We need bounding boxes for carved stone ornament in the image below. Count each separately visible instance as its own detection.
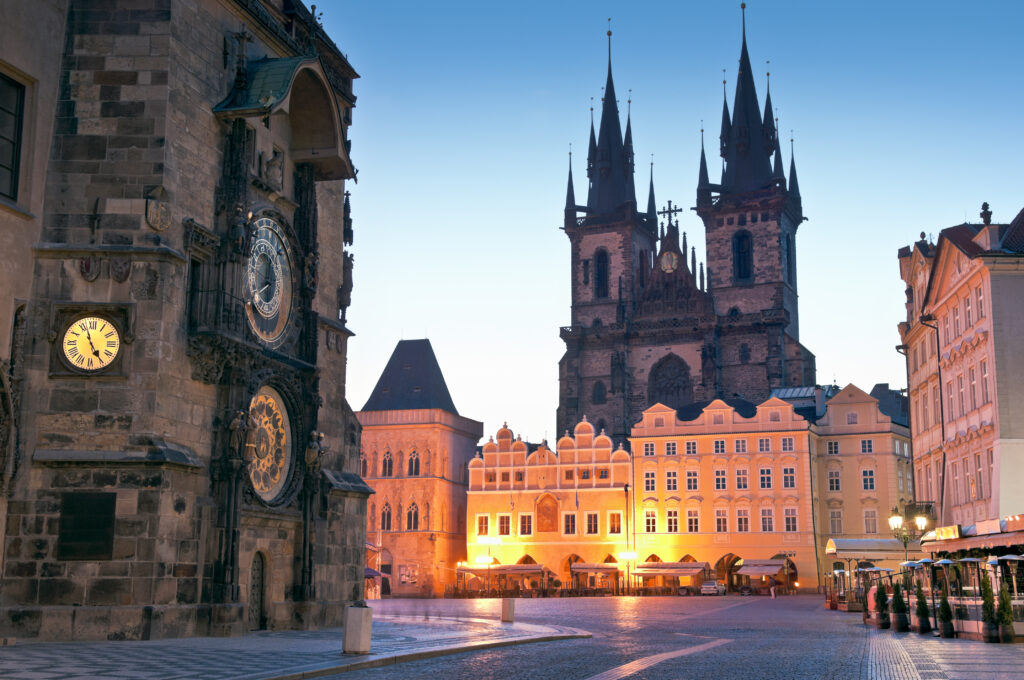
[109,258,131,283]
[79,256,101,282]
[145,186,171,231]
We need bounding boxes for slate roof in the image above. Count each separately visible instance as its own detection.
[361,339,458,414]
[214,56,316,117]
[870,383,909,428]
[677,397,758,422]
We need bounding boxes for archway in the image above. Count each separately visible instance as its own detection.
[771,554,799,591]
[715,553,742,592]
[563,554,583,588]
[648,354,694,410]
[679,554,697,562]
[518,554,537,564]
[248,552,267,630]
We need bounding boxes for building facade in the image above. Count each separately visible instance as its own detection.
[558,11,814,446]
[358,339,482,597]
[0,0,371,641]
[898,207,1024,531]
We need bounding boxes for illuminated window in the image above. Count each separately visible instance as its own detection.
[736,468,748,490]
[714,469,726,490]
[381,504,392,531]
[781,437,794,452]
[563,513,577,535]
[667,509,679,533]
[586,512,599,535]
[685,441,697,455]
[735,439,747,453]
[477,514,488,536]
[686,470,698,491]
[519,514,533,536]
[784,508,797,532]
[645,510,656,533]
[715,509,727,532]
[665,441,677,456]
[828,470,841,491]
[760,508,773,532]
[665,470,678,492]
[644,471,656,492]
[783,467,795,489]
[862,469,875,491]
[737,509,750,532]
[687,509,699,533]
[608,511,622,535]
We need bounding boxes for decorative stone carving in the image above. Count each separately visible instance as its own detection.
[79,256,101,282]
[109,258,131,283]
[145,186,171,231]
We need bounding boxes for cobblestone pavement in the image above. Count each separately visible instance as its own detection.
[332,596,1024,680]
[0,614,583,680]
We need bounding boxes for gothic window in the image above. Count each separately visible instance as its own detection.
[786,233,795,284]
[381,451,393,477]
[592,381,607,405]
[381,503,392,531]
[732,230,752,282]
[406,503,419,531]
[0,73,24,200]
[407,450,420,476]
[360,455,367,477]
[594,249,610,298]
[647,354,694,411]
[582,259,590,285]
[739,344,750,363]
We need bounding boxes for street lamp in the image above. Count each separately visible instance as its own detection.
[888,507,929,563]
[477,536,502,596]
[618,551,637,596]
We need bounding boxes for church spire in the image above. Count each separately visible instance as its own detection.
[565,151,576,211]
[586,27,633,215]
[586,105,596,180]
[789,136,801,198]
[718,78,730,160]
[721,3,773,193]
[646,159,657,224]
[763,71,777,155]
[624,102,637,204]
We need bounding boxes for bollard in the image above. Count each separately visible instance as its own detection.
[501,598,515,623]
[342,604,373,654]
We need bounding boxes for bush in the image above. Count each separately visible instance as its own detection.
[998,583,1014,627]
[916,581,930,621]
[938,585,953,623]
[874,583,889,615]
[891,583,907,614]
[982,572,997,625]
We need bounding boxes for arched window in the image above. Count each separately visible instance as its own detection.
[360,455,367,478]
[381,451,393,477]
[786,233,795,284]
[732,230,752,282]
[407,450,420,476]
[739,344,751,364]
[406,503,419,531]
[381,503,392,531]
[592,381,607,405]
[594,249,610,298]
[648,354,694,410]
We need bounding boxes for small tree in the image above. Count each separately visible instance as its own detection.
[874,582,889,616]
[915,581,931,626]
[982,572,997,626]
[891,583,907,614]
[938,585,953,623]
[998,582,1014,627]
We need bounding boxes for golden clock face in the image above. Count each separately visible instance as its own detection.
[245,217,293,346]
[246,386,292,503]
[660,251,679,273]
[62,316,121,372]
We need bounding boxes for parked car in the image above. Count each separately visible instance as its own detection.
[739,585,753,596]
[701,581,726,595]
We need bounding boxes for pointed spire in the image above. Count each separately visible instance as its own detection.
[699,262,705,291]
[698,128,710,189]
[682,231,688,260]
[646,158,657,224]
[586,102,597,179]
[565,150,576,211]
[624,99,636,204]
[586,25,634,215]
[772,132,785,184]
[763,66,777,154]
[691,246,697,283]
[788,134,801,198]
[719,73,731,159]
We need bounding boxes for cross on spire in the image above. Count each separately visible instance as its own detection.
[658,201,683,221]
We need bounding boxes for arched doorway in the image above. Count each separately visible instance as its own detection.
[771,554,799,591]
[563,554,583,589]
[715,553,742,592]
[249,552,266,630]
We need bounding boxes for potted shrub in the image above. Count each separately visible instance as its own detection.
[874,584,890,629]
[982,572,999,643]
[890,583,909,632]
[998,582,1015,643]
[938,586,955,638]
[915,581,932,634]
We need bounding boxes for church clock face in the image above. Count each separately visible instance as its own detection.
[245,216,293,346]
[246,386,292,503]
[61,316,121,372]
[660,251,679,274]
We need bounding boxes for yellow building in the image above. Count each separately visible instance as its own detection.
[465,419,632,591]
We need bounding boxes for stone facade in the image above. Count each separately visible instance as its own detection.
[0,0,371,641]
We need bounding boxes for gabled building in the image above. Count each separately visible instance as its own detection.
[358,339,482,597]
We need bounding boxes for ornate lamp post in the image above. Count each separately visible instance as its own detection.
[618,551,637,596]
[889,507,929,563]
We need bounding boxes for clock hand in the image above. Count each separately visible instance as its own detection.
[85,330,101,357]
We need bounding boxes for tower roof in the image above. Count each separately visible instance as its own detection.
[646,162,657,223]
[361,339,458,414]
[565,155,576,211]
[586,32,635,215]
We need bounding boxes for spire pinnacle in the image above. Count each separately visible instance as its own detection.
[586,23,634,215]
[646,156,657,224]
[788,132,801,198]
[565,146,576,211]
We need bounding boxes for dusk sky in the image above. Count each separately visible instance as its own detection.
[324,1,1024,444]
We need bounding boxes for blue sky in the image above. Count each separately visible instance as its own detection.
[323,1,1024,443]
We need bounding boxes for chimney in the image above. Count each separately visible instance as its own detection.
[814,385,825,418]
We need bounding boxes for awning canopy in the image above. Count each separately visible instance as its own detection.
[825,537,921,560]
[364,567,382,578]
[736,565,783,577]
[456,564,554,577]
[570,563,621,573]
[633,561,710,577]
[922,528,1024,553]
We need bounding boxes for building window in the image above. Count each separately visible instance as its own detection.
[977,286,985,318]
[580,469,590,480]
[563,513,577,535]
[953,306,961,337]
[860,439,873,454]
[987,449,994,496]
[733,230,753,281]
[687,509,699,533]
[976,452,985,499]
[713,413,725,425]
[784,508,797,532]
[592,381,607,405]
[830,510,843,535]
[498,514,510,536]
[501,471,510,482]
[594,249,609,298]
[407,451,420,476]
[736,468,749,490]
[585,511,599,535]
[759,467,772,489]
[609,511,622,535]
[685,440,697,455]
[965,296,973,327]
[515,470,524,482]
[58,492,116,561]
[665,470,678,491]
[969,367,978,410]
[0,74,24,201]
[381,451,393,477]
[644,442,655,456]
[925,463,933,501]
[735,439,747,453]
[760,508,774,532]
[957,375,966,417]
[950,463,960,505]
[715,509,728,532]
[565,469,574,481]
[407,503,419,531]
[862,469,875,491]
[946,381,954,421]
[828,470,841,491]
[981,360,990,403]
[714,439,726,454]
[667,509,679,533]
[898,468,904,492]
[846,412,858,425]
[714,469,726,490]
[758,438,770,453]
[827,441,839,455]
[520,514,533,536]
[781,437,794,452]
[964,459,973,501]
[686,470,698,491]
[644,470,656,492]
[381,504,393,531]
[598,468,609,479]
[737,509,750,532]
[645,510,656,533]
[783,467,796,489]
[486,472,496,483]
[666,441,677,456]
[864,509,877,534]
[477,514,488,536]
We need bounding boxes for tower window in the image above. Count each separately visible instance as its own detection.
[0,73,24,200]
[594,249,609,298]
[592,381,607,405]
[582,259,590,285]
[732,230,752,282]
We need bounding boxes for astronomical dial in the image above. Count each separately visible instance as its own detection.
[245,216,293,346]
[246,386,292,503]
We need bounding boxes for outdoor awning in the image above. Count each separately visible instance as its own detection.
[922,528,1024,553]
[632,561,710,577]
[456,564,554,577]
[736,565,783,577]
[570,563,621,573]
[364,567,382,578]
[825,537,922,560]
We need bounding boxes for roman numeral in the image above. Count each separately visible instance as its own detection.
[105,330,115,338]
[79,323,88,332]
[104,349,114,358]
[88,319,98,329]
[68,347,79,357]
[86,357,94,368]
